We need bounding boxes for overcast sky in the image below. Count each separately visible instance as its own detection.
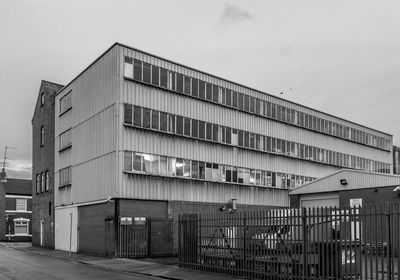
[0,0,399,179]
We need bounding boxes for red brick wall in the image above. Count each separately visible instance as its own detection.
[32,82,61,248]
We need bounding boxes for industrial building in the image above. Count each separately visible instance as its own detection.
[34,42,393,255]
[289,169,400,208]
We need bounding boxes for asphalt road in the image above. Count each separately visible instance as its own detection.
[0,245,157,280]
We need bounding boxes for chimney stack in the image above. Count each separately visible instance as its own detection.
[0,167,6,182]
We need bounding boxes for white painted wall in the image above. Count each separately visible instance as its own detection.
[55,207,78,252]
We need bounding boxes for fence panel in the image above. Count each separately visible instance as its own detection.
[178,205,400,280]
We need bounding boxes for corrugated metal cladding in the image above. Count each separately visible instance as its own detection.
[290,170,400,195]
[121,82,391,164]
[54,46,120,206]
[120,173,289,207]
[118,45,392,141]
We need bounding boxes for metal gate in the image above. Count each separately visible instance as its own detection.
[148,218,174,257]
[117,217,173,258]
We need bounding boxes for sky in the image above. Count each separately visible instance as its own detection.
[0,0,399,179]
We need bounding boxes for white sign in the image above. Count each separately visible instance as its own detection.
[350,198,362,208]
[120,217,133,225]
[134,217,146,225]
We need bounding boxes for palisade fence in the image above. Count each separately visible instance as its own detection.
[178,204,400,280]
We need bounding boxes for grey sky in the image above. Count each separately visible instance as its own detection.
[0,0,399,179]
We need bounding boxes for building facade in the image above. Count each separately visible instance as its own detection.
[52,43,393,255]
[31,80,64,248]
[0,175,32,242]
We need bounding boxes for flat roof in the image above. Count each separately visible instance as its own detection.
[55,42,392,137]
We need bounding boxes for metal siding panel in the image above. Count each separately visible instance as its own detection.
[121,174,289,207]
[54,47,119,207]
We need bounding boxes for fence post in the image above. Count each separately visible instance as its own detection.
[243,212,247,275]
[387,208,393,280]
[302,208,308,278]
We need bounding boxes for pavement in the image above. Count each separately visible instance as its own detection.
[0,242,244,280]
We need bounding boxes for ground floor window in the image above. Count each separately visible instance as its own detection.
[14,218,29,235]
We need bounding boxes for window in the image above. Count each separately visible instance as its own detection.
[160,68,168,88]
[45,171,49,191]
[168,71,176,91]
[176,116,183,135]
[143,62,151,83]
[41,172,45,191]
[184,118,191,136]
[151,65,159,86]
[151,110,159,130]
[14,218,29,235]
[206,123,212,140]
[124,104,132,124]
[184,76,191,95]
[199,80,205,99]
[132,60,143,81]
[205,83,212,101]
[16,199,27,211]
[212,85,219,102]
[59,166,71,187]
[40,92,45,106]
[192,78,198,97]
[49,201,52,216]
[36,174,40,193]
[60,91,72,114]
[191,120,198,138]
[176,73,183,93]
[124,56,133,78]
[160,112,168,131]
[133,106,142,126]
[142,108,151,128]
[40,126,45,146]
[59,129,72,150]
[198,121,205,139]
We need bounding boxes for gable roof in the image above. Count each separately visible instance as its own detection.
[32,80,64,121]
[290,169,400,195]
[1,178,32,195]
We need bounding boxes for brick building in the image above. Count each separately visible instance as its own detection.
[31,80,63,248]
[0,171,32,241]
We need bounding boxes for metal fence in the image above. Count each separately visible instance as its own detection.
[178,204,400,279]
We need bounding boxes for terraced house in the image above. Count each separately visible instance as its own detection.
[48,43,392,256]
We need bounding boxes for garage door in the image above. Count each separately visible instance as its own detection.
[300,193,339,208]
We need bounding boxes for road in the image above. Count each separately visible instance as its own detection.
[0,244,157,280]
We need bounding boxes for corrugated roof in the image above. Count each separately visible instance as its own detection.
[1,178,32,195]
[290,169,400,195]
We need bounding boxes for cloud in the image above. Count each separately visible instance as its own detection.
[220,5,251,26]
[3,159,32,179]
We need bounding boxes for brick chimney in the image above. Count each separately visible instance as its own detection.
[0,167,6,182]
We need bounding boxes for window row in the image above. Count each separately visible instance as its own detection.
[124,57,391,151]
[60,91,72,115]
[36,171,49,194]
[124,104,391,174]
[124,151,316,189]
[59,129,72,151]
[59,166,71,187]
